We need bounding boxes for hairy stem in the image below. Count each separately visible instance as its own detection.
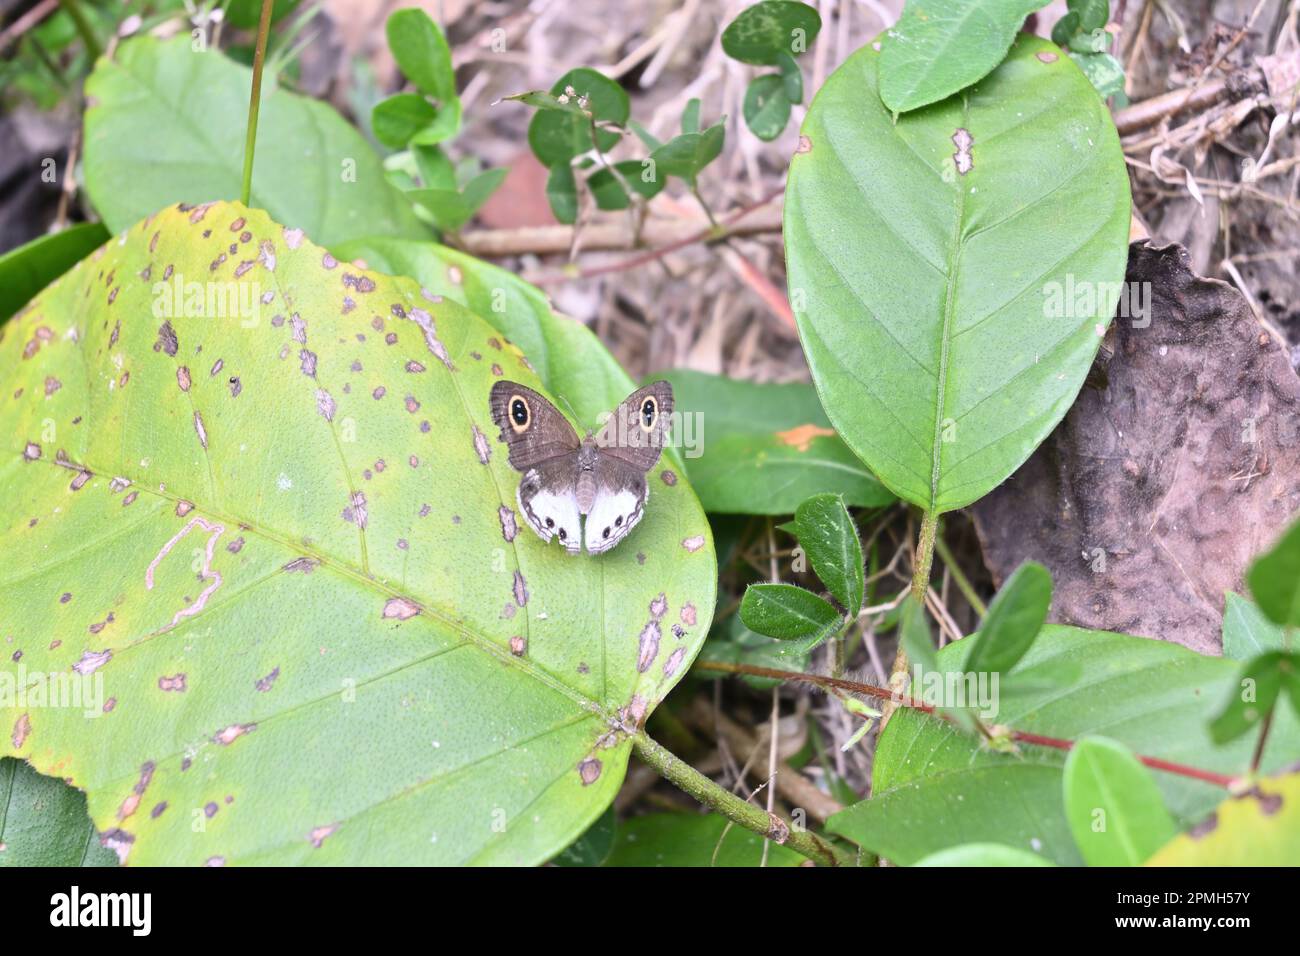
[240,0,277,207]
[633,731,849,866]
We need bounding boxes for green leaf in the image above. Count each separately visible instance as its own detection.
[828,627,1300,865]
[0,759,118,866]
[527,69,629,167]
[963,560,1051,675]
[603,812,806,866]
[83,36,427,247]
[1051,10,1081,46]
[329,237,637,427]
[696,614,813,689]
[786,35,1130,512]
[1063,736,1178,866]
[372,93,439,149]
[793,494,864,616]
[1069,0,1109,33]
[629,120,664,152]
[413,144,457,191]
[776,50,804,103]
[0,201,716,864]
[1147,771,1300,865]
[1069,50,1125,100]
[1247,517,1300,628]
[740,583,840,640]
[743,74,792,141]
[0,222,109,324]
[913,842,1055,866]
[681,98,701,134]
[721,0,822,66]
[588,160,665,211]
[1223,592,1287,660]
[656,369,894,515]
[386,8,457,103]
[545,163,579,225]
[1209,651,1299,744]
[552,807,616,866]
[407,168,506,232]
[878,1,1049,112]
[224,0,301,29]
[649,121,725,188]
[897,595,938,674]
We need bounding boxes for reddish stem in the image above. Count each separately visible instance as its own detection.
[694,659,1238,789]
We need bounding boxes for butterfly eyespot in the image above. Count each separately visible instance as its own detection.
[639,397,658,431]
[509,395,530,432]
[545,517,554,528]
[602,527,611,539]
[558,528,567,540]
[615,516,623,527]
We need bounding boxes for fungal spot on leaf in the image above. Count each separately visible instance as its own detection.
[175,500,194,517]
[177,366,191,391]
[663,646,687,678]
[101,829,134,865]
[309,823,338,848]
[158,673,187,693]
[1036,51,1058,63]
[316,388,336,422]
[383,597,422,620]
[473,426,491,464]
[214,723,256,745]
[227,536,245,553]
[407,307,455,370]
[193,411,208,449]
[228,377,242,397]
[499,506,518,542]
[44,376,62,396]
[282,226,303,249]
[282,557,319,573]
[11,713,31,749]
[116,762,156,822]
[775,424,835,452]
[406,360,426,373]
[74,649,111,675]
[682,535,706,553]
[766,813,790,844]
[578,758,602,786]
[661,470,677,486]
[637,621,661,673]
[513,571,529,607]
[342,491,368,529]
[258,240,277,272]
[300,349,318,378]
[650,593,667,620]
[22,442,40,461]
[796,134,813,154]
[681,603,697,626]
[122,491,139,507]
[510,635,526,657]
[405,395,420,413]
[256,667,280,692]
[151,802,168,819]
[1189,813,1219,839]
[70,471,90,492]
[952,127,974,175]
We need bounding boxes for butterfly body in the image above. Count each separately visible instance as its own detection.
[490,381,672,555]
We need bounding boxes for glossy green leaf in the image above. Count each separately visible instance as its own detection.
[681,99,701,134]
[588,160,665,210]
[743,74,791,142]
[740,584,839,640]
[649,121,725,188]
[776,50,804,103]
[786,35,1130,512]
[330,237,635,426]
[603,812,805,866]
[0,222,109,324]
[1063,736,1178,866]
[878,1,1049,112]
[898,595,938,674]
[545,163,579,225]
[0,201,715,864]
[962,560,1051,674]
[552,807,616,866]
[656,370,894,515]
[913,842,1054,866]
[793,494,863,616]
[1070,51,1125,101]
[83,37,427,247]
[0,759,118,867]
[1070,0,1109,33]
[1051,11,1081,46]
[372,93,440,149]
[386,8,457,103]
[1247,517,1300,628]
[721,1,822,66]
[1209,652,1299,744]
[413,145,457,191]
[828,627,1300,865]
[1222,592,1286,660]
[1147,771,1300,866]
[527,69,629,167]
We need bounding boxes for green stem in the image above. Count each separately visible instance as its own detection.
[633,732,849,867]
[240,0,277,207]
[58,0,101,61]
[934,532,987,617]
[911,509,939,604]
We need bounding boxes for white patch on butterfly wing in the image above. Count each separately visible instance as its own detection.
[518,480,581,553]
[584,485,646,554]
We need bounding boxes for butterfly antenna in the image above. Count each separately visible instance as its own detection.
[556,393,586,432]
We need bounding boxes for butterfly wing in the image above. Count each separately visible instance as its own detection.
[518,458,582,553]
[584,456,648,555]
[489,381,581,470]
[592,381,673,472]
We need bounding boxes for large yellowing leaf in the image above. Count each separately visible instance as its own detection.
[0,202,715,865]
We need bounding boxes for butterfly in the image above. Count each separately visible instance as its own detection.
[489,380,674,555]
